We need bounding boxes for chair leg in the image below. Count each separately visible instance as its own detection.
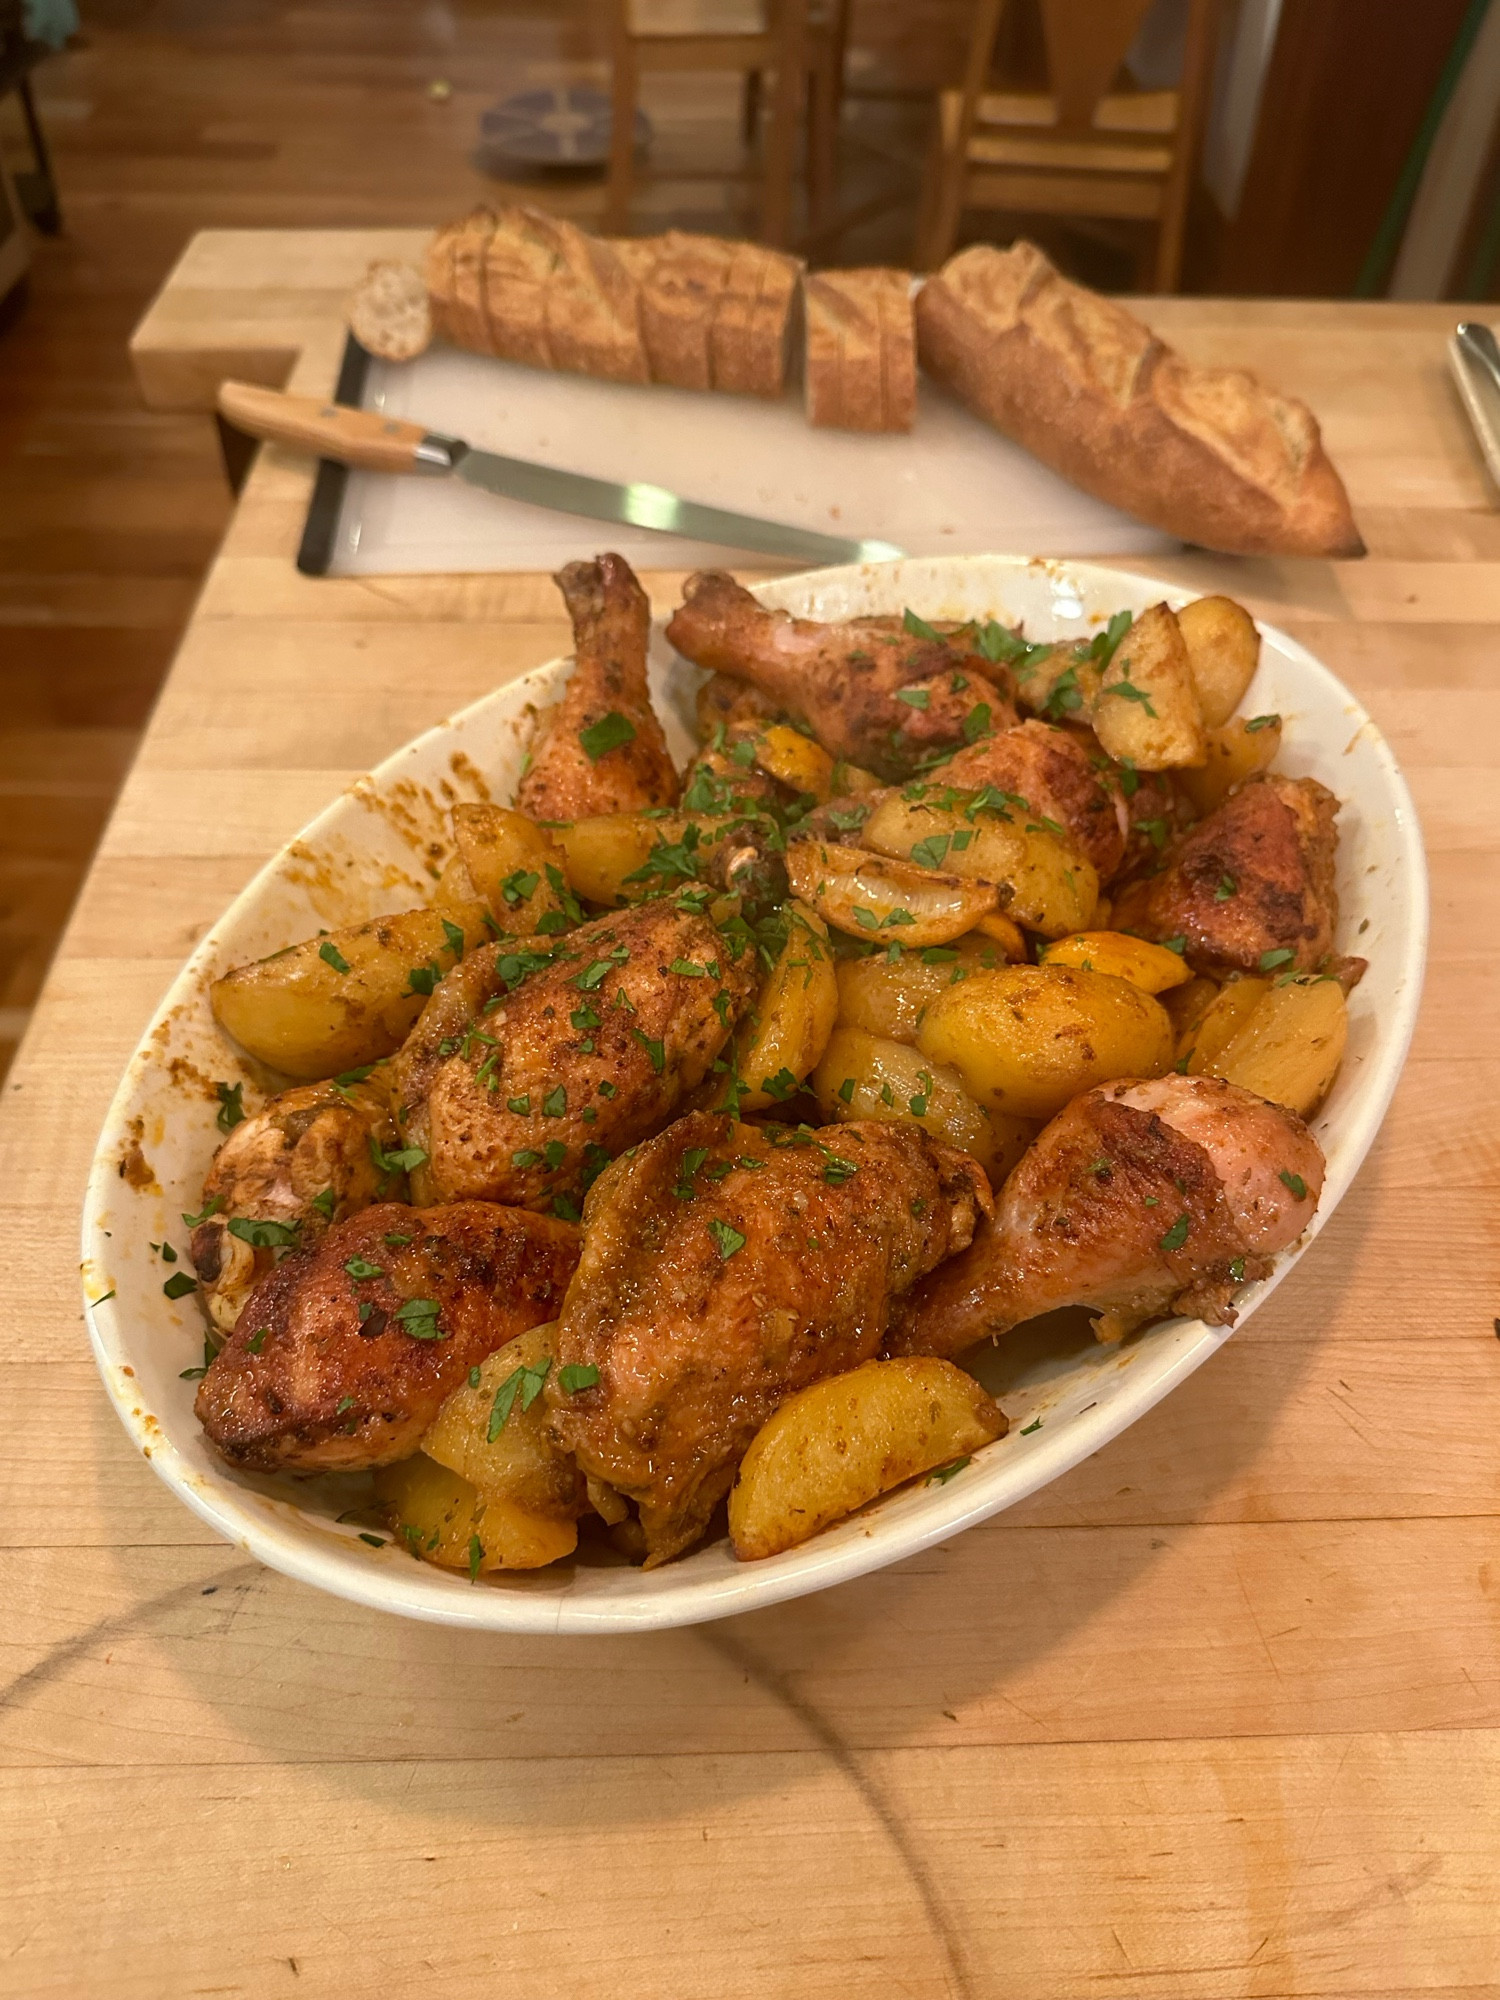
[807,52,838,232]
[915,110,962,272]
[743,69,762,146]
[761,1,808,248]
[604,31,639,236]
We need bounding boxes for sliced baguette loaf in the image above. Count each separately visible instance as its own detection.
[803,267,916,432]
[423,217,465,344]
[482,204,648,384]
[347,260,432,362]
[915,240,1363,559]
[612,231,801,396]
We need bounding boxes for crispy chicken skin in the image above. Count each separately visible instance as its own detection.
[547,1111,992,1565]
[189,1075,398,1337]
[665,569,1019,780]
[195,1201,580,1472]
[1112,773,1339,974]
[891,1075,1325,1359]
[390,902,757,1213]
[515,554,679,821]
[933,719,1129,880]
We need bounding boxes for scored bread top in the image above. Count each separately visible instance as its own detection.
[614,231,802,397]
[915,240,1363,559]
[483,205,648,383]
[803,267,916,432]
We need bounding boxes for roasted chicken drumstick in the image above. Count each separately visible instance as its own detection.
[892,1075,1325,1359]
[548,1111,993,1564]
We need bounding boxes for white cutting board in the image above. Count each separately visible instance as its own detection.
[330,344,1176,574]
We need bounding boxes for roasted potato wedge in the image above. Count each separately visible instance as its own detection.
[1177,595,1261,729]
[1181,975,1270,1072]
[374,1449,576,1574]
[421,1323,584,1534]
[211,906,486,1080]
[1203,974,1348,1115]
[1040,930,1193,994]
[811,1025,1033,1183]
[969,910,1030,959]
[452,802,575,935]
[785,839,997,946]
[834,934,1019,1045]
[733,901,839,1111]
[862,794,1098,939]
[1092,602,1206,770]
[554,812,708,906]
[749,723,839,801]
[1009,642,1103,721]
[729,1357,1007,1560]
[1163,972,1221,1043]
[917,964,1174,1120]
[1179,714,1283,818]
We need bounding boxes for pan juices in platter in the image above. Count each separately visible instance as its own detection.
[82,553,1425,1635]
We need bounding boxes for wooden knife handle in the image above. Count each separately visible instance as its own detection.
[216,381,437,473]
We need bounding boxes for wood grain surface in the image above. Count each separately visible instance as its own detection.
[1,233,1496,1999]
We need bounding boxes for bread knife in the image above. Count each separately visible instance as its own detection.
[217,381,904,566]
[1451,321,1500,492]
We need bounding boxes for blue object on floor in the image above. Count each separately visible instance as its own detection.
[23,0,78,49]
[479,86,651,167]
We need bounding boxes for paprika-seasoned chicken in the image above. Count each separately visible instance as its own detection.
[547,1111,992,1565]
[195,1200,580,1472]
[931,719,1129,880]
[516,554,679,821]
[390,901,757,1214]
[1112,773,1340,975]
[189,1074,398,1336]
[666,569,1019,780]
[891,1075,1324,1359]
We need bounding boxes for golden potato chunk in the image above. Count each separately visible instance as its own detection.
[917,964,1174,1120]
[729,1357,1007,1560]
[1180,975,1270,1072]
[211,906,488,1081]
[374,1449,576,1574]
[452,803,575,935]
[1039,930,1193,994]
[834,934,1019,1045]
[552,812,693,906]
[862,794,1097,939]
[1202,974,1348,1116]
[732,901,839,1111]
[1179,714,1283,818]
[811,1024,1033,1182]
[785,840,997,946]
[1176,595,1261,728]
[1092,602,1206,770]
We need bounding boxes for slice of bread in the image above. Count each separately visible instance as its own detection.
[711,239,801,398]
[915,240,1363,559]
[803,267,916,432]
[451,208,498,355]
[347,260,433,363]
[423,218,464,344]
[482,204,647,383]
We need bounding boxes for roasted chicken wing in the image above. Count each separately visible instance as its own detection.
[892,1074,1325,1358]
[932,719,1129,880]
[1112,773,1340,975]
[665,569,1019,780]
[390,901,757,1214]
[195,1200,580,1472]
[189,1074,398,1336]
[515,554,679,820]
[547,1110,992,1564]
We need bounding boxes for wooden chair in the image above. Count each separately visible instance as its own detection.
[916,0,1220,288]
[604,0,851,248]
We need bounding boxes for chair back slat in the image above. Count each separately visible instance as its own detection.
[1039,0,1156,132]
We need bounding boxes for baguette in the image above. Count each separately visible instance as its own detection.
[452,208,498,356]
[347,260,432,362]
[482,204,648,384]
[914,240,1363,559]
[615,231,801,396]
[803,267,916,432]
[423,217,464,344]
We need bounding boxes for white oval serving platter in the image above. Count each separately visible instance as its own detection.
[82,555,1427,1634]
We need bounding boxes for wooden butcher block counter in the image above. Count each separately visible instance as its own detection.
[0,230,1495,1999]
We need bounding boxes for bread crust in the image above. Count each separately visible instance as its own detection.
[477,204,647,383]
[915,241,1364,559]
[423,218,464,344]
[451,208,497,356]
[803,267,916,432]
[615,231,801,396]
[347,260,432,363]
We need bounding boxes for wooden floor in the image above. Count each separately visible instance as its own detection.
[0,0,966,1080]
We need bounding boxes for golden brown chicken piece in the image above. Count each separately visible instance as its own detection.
[891,1074,1325,1359]
[931,719,1129,880]
[195,1200,580,1472]
[547,1110,992,1565]
[1112,774,1340,975]
[515,554,679,821]
[188,1074,399,1337]
[665,570,1019,780]
[390,901,757,1216]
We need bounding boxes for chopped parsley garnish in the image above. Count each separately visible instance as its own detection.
[902,608,943,641]
[820,1150,858,1186]
[215,1082,245,1132]
[837,1076,856,1104]
[310,1187,336,1220]
[928,1457,970,1484]
[394,1297,443,1340]
[512,1149,543,1168]
[162,1272,197,1300]
[962,702,992,743]
[383,1232,412,1246]
[182,1195,224,1229]
[1086,609,1133,665]
[441,918,466,959]
[543,1141,568,1170]
[1214,873,1238,901]
[579,711,638,760]
[318,940,351,975]
[1229,1257,1246,1282]
[507,1093,531,1116]
[542,1086,567,1117]
[500,867,540,906]
[1279,1170,1307,1198]
[1259,948,1296,971]
[1020,1418,1043,1435]
[708,1218,746,1260]
[488,1355,552,1438]
[244,1326,268,1354]
[336,1394,355,1415]
[468,1533,483,1582]
[571,1004,601,1032]
[552,1193,583,1222]
[358,1533,385,1549]
[405,961,442,998]
[558,1363,600,1393]
[343,1255,383,1279]
[1159,936,1186,955]
[227,1216,301,1250]
[895,687,931,710]
[670,958,707,978]
[1087,1157,1112,1176]
[575,950,629,991]
[1159,1214,1191,1252]
[369,1136,427,1177]
[1041,665,1084,720]
[1245,713,1280,732]
[632,1029,666,1075]
[910,834,952,871]
[760,1067,798,1101]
